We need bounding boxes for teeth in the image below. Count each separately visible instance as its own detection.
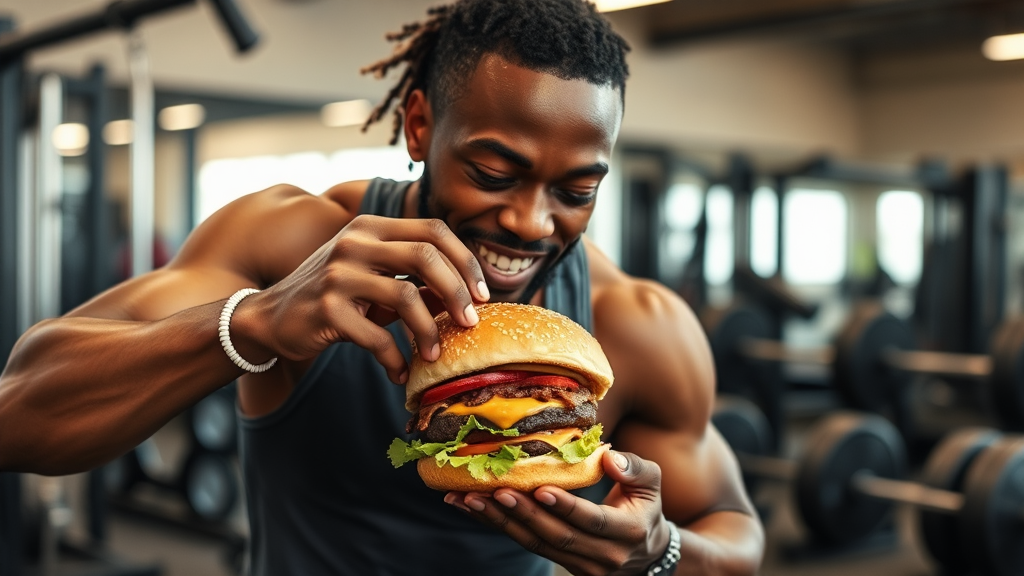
[477,244,536,275]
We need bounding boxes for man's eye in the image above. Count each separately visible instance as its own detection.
[474,168,515,188]
[559,189,597,207]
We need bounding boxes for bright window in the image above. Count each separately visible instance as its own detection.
[704,185,734,286]
[750,186,778,277]
[197,146,423,223]
[876,191,924,285]
[782,189,847,284]
[659,182,703,284]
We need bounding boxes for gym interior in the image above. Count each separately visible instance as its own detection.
[2,0,1024,575]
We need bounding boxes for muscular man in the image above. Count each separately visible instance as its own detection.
[0,1,763,574]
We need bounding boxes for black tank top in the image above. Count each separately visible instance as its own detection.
[239,179,598,576]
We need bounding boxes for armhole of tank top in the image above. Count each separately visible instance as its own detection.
[237,342,342,430]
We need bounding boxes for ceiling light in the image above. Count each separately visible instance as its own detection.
[158,103,206,131]
[103,119,134,145]
[594,0,670,12]
[982,33,1024,61]
[52,123,89,156]
[321,99,372,128]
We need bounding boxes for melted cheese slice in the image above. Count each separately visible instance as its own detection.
[452,428,584,457]
[444,396,565,429]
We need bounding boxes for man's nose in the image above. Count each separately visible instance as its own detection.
[496,186,556,243]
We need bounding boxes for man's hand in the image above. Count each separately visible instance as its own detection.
[446,450,672,576]
[235,215,489,384]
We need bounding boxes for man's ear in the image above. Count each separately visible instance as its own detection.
[404,89,433,163]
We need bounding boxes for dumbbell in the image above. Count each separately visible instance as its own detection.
[703,302,1024,428]
[713,396,1024,576]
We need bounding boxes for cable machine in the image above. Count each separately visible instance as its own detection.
[0,2,258,574]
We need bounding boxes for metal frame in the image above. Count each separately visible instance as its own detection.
[0,3,258,574]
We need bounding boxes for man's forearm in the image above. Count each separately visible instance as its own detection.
[674,510,764,576]
[0,301,245,475]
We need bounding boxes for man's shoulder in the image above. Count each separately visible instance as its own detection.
[322,179,373,214]
[583,238,714,430]
[583,237,689,325]
[174,183,363,283]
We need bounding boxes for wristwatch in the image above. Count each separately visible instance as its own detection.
[646,520,682,575]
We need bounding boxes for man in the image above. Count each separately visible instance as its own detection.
[0,1,764,574]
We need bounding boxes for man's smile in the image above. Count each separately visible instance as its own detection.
[471,240,549,293]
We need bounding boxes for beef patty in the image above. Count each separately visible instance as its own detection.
[421,398,597,443]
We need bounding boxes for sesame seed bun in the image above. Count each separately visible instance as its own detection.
[405,303,614,412]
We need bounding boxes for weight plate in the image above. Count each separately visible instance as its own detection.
[700,304,781,395]
[712,395,774,495]
[183,451,238,523]
[104,449,144,494]
[989,318,1024,432]
[919,427,1000,573]
[795,412,905,545]
[833,303,915,412]
[961,436,1024,576]
[191,390,238,453]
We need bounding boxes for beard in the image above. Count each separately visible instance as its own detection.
[416,165,577,305]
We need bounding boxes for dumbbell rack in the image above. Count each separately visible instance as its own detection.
[107,384,245,573]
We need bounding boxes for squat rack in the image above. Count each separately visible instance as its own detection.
[0,1,257,574]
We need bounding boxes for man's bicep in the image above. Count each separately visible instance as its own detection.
[612,420,753,525]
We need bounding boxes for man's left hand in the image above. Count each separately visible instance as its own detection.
[446,450,672,576]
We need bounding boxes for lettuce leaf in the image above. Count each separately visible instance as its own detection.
[388,416,519,469]
[557,424,604,464]
[387,418,606,481]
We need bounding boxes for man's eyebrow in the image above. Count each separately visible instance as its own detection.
[562,163,609,180]
[466,138,533,169]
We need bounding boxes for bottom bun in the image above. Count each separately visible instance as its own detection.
[417,444,610,493]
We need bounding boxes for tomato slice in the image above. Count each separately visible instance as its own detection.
[420,371,579,405]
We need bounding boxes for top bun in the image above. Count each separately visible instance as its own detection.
[406,303,614,412]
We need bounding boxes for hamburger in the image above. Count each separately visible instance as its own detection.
[388,303,613,492]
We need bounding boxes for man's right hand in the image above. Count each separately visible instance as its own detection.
[235,215,489,384]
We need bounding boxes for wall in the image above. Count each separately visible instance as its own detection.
[608,10,862,156]
[7,0,862,158]
[858,44,1024,176]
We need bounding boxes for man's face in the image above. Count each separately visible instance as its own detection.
[414,53,623,304]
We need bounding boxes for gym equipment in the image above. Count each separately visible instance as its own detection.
[189,383,238,453]
[713,396,1024,576]
[0,3,259,574]
[182,451,239,523]
[703,302,1024,429]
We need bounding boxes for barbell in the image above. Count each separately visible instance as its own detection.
[702,303,1024,427]
[713,396,1024,576]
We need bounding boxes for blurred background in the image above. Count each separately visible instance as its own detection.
[2,0,1024,575]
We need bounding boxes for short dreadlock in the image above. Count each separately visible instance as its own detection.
[361,0,631,144]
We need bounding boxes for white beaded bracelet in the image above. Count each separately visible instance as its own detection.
[219,288,278,373]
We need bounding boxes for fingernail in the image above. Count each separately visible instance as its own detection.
[430,343,440,361]
[536,491,556,506]
[466,497,485,512]
[477,281,490,301]
[613,452,629,472]
[495,493,517,508]
[444,494,471,512]
[464,304,479,325]
[399,370,408,385]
